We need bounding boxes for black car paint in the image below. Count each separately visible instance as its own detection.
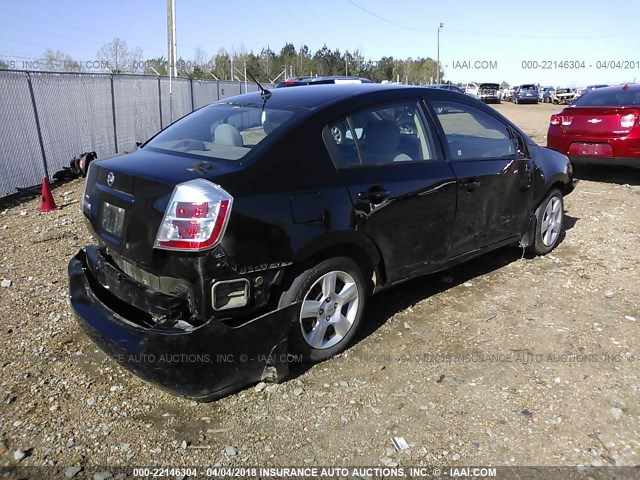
[70,84,574,400]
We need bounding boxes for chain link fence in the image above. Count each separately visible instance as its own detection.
[0,70,260,197]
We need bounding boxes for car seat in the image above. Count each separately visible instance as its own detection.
[364,120,412,164]
[214,124,244,146]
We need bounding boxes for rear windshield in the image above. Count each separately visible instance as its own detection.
[521,85,537,90]
[144,103,299,160]
[573,88,640,106]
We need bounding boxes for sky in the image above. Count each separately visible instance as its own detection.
[1,0,639,87]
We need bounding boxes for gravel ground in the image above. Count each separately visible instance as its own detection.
[1,102,639,477]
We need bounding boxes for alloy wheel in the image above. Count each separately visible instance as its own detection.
[299,270,359,350]
[541,196,562,246]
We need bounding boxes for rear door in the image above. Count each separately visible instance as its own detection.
[324,99,457,282]
[427,99,534,256]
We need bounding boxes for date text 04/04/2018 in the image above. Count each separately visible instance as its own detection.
[521,60,640,69]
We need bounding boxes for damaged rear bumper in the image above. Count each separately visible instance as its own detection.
[68,248,300,401]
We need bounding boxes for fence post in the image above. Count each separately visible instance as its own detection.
[158,76,163,129]
[190,77,195,112]
[25,71,49,180]
[216,81,220,102]
[110,74,118,153]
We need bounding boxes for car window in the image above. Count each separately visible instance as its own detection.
[572,88,640,106]
[324,100,437,168]
[431,101,515,160]
[144,104,299,161]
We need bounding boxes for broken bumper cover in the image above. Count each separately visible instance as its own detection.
[68,249,300,401]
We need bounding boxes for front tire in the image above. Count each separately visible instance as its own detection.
[529,188,564,255]
[279,257,367,362]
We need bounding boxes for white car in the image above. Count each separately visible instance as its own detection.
[464,82,479,98]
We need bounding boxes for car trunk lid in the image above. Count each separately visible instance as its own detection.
[83,148,240,266]
[559,106,640,138]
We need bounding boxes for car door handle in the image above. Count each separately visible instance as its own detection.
[358,188,390,203]
[461,180,481,191]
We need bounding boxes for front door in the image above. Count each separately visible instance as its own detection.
[428,100,534,257]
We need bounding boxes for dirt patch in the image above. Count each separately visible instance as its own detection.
[0,105,639,473]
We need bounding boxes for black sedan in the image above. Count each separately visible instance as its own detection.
[69,84,575,400]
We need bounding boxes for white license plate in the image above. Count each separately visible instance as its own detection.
[101,202,125,238]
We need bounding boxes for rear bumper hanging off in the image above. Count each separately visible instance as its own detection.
[68,248,300,401]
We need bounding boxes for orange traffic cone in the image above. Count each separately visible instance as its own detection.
[37,177,60,212]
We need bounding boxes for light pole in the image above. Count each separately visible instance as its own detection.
[437,22,444,84]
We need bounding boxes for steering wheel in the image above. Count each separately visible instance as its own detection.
[330,125,344,144]
[396,114,416,135]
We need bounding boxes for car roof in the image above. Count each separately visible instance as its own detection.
[283,75,370,82]
[588,83,639,93]
[218,83,422,109]
[275,76,373,87]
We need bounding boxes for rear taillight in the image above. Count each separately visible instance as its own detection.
[550,114,573,126]
[620,113,638,128]
[155,178,232,252]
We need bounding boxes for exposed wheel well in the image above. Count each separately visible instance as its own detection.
[551,180,572,198]
[281,244,384,298]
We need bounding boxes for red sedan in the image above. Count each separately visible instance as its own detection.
[546,84,640,167]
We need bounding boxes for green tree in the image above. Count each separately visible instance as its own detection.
[279,43,297,76]
[143,57,167,75]
[258,47,276,81]
[313,44,332,76]
[212,48,231,80]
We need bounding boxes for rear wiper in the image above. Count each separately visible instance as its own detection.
[247,70,271,100]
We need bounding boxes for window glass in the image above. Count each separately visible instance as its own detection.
[325,101,437,168]
[145,103,299,161]
[431,101,515,160]
[572,88,640,106]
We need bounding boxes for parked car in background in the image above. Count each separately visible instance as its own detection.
[275,76,373,88]
[542,87,555,103]
[506,86,519,102]
[513,84,539,104]
[551,87,577,105]
[69,83,575,400]
[427,84,466,94]
[501,86,512,101]
[465,82,480,98]
[478,83,501,103]
[547,84,640,167]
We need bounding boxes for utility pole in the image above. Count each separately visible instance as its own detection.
[167,0,177,122]
[437,22,444,84]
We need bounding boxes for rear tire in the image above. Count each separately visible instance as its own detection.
[529,188,564,255]
[279,257,367,362]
